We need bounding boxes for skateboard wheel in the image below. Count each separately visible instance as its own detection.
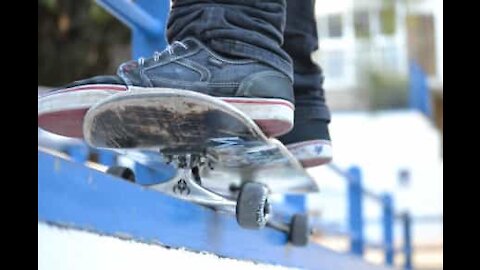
[289,214,309,246]
[106,166,135,182]
[236,182,270,229]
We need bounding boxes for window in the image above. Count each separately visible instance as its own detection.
[354,11,370,38]
[380,6,396,35]
[327,14,343,38]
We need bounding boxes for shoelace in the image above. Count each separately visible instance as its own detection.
[137,41,189,66]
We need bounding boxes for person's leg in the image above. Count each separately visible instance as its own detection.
[39,0,296,138]
[278,0,333,167]
[167,0,293,80]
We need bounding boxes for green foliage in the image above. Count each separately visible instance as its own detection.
[89,4,112,25]
[38,0,130,86]
[39,0,57,12]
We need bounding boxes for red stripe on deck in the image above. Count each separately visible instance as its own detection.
[38,109,88,138]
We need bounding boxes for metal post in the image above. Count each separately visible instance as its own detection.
[348,166,364,256]
[403,212,413,270]
[409,61,432,117]
[382,194,394,266]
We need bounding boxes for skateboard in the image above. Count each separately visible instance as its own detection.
[38,88,319,246]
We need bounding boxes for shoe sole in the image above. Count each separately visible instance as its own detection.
[38,85,128,138]
[38,85,294,138]
[286,140,333,168]
[220,97,293,137]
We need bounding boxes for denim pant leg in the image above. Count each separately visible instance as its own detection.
[167,0,293,81]
[283,0,331,122]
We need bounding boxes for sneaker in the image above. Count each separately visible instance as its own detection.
[279,115,332,168]
[38,38,294,138]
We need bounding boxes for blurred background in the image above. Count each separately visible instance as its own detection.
[38,0,130,86]
[38,0,443,269]
[308,1,443,269]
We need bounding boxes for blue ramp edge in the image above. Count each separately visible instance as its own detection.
[38,150,392,270]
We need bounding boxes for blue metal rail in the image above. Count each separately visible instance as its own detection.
[38,149,394,270]
[326,163,413,269]
[38,129,412,270]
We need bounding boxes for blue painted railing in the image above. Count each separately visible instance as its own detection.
[38,131,413,270]
[38,147,397,270]
[327,163,413,269]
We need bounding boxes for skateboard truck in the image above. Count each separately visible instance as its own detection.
[152,154,239,214]
[133,153,270,229]
[106,153,310,246]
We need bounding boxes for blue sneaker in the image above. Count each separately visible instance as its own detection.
[38,38,294,138]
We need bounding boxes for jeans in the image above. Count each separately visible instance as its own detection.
[167,0,330,122]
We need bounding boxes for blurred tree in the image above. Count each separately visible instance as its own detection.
[38,0,130,86]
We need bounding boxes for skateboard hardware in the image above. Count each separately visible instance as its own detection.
[156,154,270,229]
[106,157,309,244]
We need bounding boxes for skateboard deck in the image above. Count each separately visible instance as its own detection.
[38,87,317,244]
[82,89,318,196]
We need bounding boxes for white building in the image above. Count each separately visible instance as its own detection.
[310,2,443,267]
[313,0,443,110]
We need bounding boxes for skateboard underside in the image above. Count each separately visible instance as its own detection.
[84,89,318,195]
[38,87,317,241]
